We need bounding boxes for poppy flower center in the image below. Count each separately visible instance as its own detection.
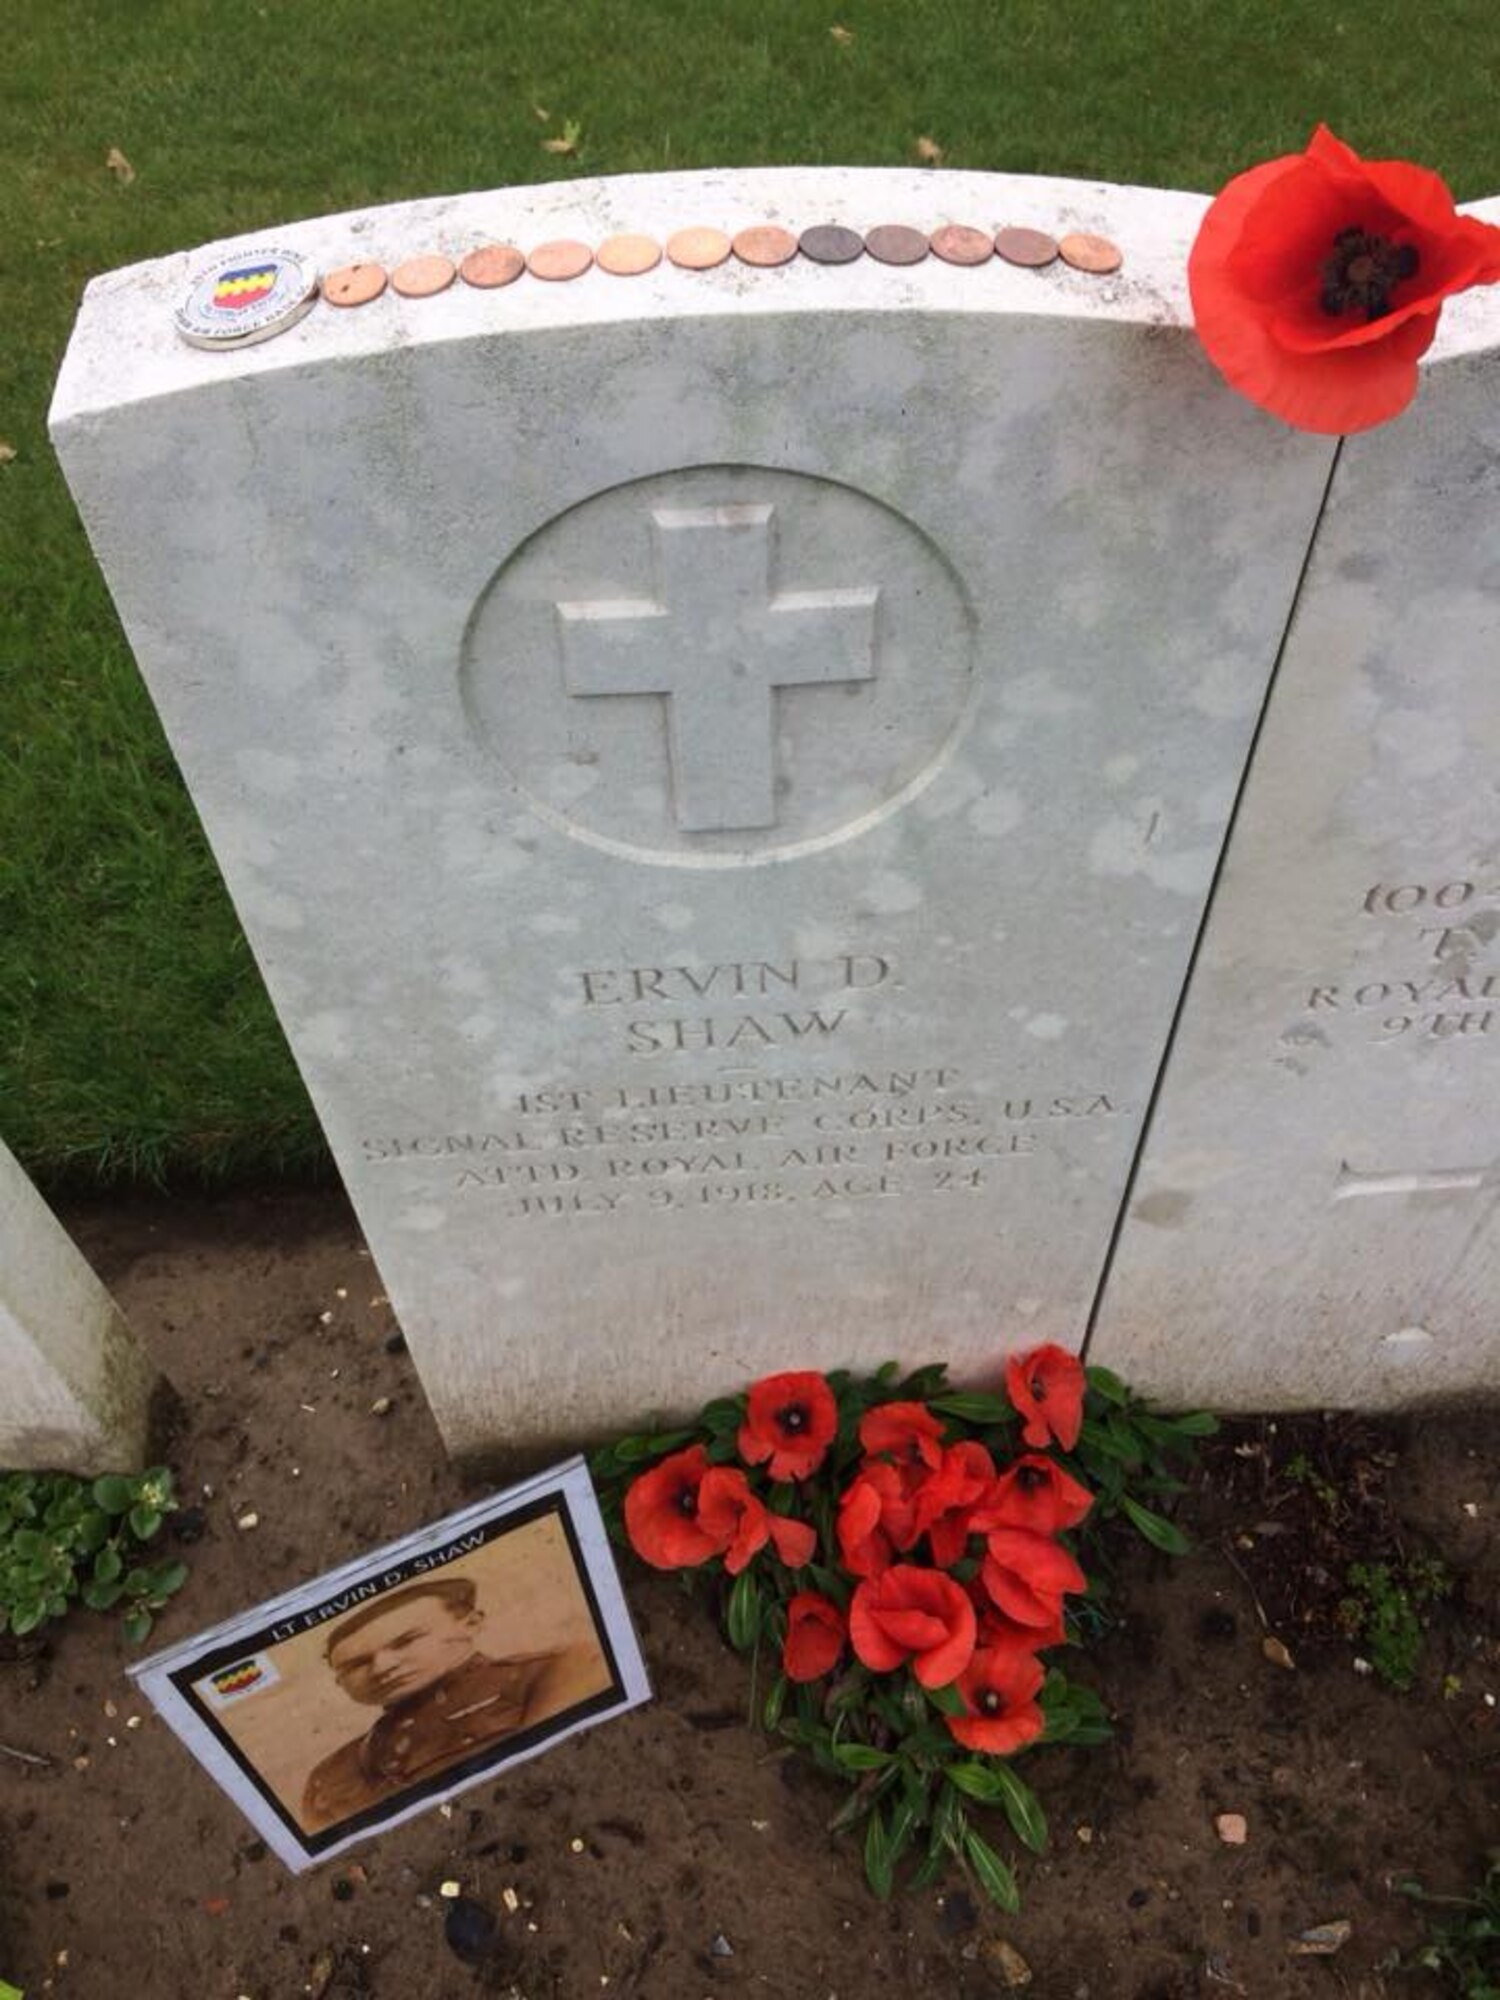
[1321,227,1420,322]
[777,1403,809,1434]
[1016,1464,1046,1492]
[1029,1376,1046,1402]
[979,1688,1007,1715]
[675,1487,698,1518]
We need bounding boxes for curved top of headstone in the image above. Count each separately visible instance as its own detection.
[54,166,1211,424]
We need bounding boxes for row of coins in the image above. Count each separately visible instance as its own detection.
[322,220,1123,305]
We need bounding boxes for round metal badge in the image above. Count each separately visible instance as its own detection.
[174,246,319,349]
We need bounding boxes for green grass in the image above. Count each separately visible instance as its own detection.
[5,0,1500,1187]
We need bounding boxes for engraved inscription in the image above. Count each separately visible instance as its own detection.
[576,950,892,1055]
[557,504,878,832]
[1296,871,1500,1045]
[359,1070,1125,1222]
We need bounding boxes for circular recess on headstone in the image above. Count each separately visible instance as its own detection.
[460,464,977,867]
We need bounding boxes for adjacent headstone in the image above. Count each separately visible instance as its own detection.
[0,1139,159,1471]
[51,168,1335,1453]
[1092,241,1500,1409]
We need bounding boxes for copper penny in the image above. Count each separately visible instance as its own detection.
[864,224,929,267]
[994,226,1059,269]
[929,224,992,268]
[527,239,593,281]
[390,254,456,299]
[322,262,387,308]
[732,224,798,268]
[1058,231,1123,275]
[799,223,864,265]
[459,244,525,289]
[667,226,732,271]
[596,233,662,276]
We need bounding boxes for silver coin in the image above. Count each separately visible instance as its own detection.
[174,246,319,349]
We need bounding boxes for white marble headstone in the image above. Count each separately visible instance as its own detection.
[0,1139,159,1472]
[1092,224,1500,1410]
[52,169,1334,1453]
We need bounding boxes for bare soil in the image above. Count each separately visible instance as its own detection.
[1,1191,1496,2000]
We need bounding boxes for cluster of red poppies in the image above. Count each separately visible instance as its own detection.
[624,1344,1090,1757]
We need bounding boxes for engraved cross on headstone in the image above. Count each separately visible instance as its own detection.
[555,503,879,832]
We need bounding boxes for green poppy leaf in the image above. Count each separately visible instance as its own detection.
[725,1569,762,1653]
[963,1826,1021,1912]
[991,1764,1048,1852]
[1120,1494,1190,1555]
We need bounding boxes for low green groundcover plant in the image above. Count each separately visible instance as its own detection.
[1402,1855,1500,1998]
[594,1346,1212,1908]
[0,1466,188,1644]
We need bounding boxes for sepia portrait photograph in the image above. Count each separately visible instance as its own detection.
[131,1459,649,1869]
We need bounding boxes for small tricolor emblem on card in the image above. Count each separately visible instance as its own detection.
[174,246,318,350]
[200,1652,280,1707]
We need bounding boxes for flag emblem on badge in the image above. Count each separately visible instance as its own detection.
[212,265,278,312]
[201,1652,280,1706]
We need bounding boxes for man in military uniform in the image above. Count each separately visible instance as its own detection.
[300,1575,604,1833]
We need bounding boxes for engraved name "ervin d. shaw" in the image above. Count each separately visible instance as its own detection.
[576,952,893,1055]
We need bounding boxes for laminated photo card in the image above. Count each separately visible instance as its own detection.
[130,1457,649,1870]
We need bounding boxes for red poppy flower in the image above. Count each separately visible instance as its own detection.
[859,1400,946,1471]
[738,1371,838,1481]
[783,1592,847,1683]
[912,1441,996,1567]
[624,1445,723,1569]
[971,1454,1093,1537]
[837,1461,915,1577]
[694,1468,817,1575]
[849,1565,977,1688]
[1004,1345,1085,1452]
[946,1643,1047,1755]
[981,1527,1087,1629]
[1190,125,1500,434]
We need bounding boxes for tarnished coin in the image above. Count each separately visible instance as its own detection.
[322,262,387,308]
[1059,231,1122,275]
[391,254,457,298]
[995,226,1059,269]
[732,224,798,268]
[864,224,929,267]
[173,246,318,349]
[527,239,593,281]
[667,226,732,271]
[596,233,662,276]
[799,223,864,265]
[929,224,992,267]
[459,244,525,289]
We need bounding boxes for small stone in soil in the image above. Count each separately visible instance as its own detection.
[1215,1813,1248,1845]
[444,1896,500,1965]
[1288,1919,1352,1956]
[980,1937,1033,1987]
[710,1933,734,1957]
